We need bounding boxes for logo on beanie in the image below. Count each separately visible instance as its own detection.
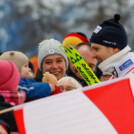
[103,40,117,46]
[94,26,102,33]
[49,49,55,54]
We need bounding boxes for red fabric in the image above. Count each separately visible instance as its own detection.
[14,109,26,134]
[1,124,7,131]
[51,85,62,95]
[83,78,134,134]
[0,90,26,106]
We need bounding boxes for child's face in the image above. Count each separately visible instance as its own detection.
[21,62,32,78]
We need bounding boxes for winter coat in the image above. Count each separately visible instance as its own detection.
[18,77,51,100]
[0,95,18,133]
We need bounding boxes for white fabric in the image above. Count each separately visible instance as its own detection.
[22,90,117,134]
[124,70,134,97]
[13,74,134,134]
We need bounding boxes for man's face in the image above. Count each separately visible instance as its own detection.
[69,45,97,79]
[91,43,116,62]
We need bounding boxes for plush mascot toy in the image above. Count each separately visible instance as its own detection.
[42,72,62,95]
[42,72,58,85]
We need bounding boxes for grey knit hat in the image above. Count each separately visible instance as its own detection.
[38,38,68,71]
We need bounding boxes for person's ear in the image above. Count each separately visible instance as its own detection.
[113,48,120,54]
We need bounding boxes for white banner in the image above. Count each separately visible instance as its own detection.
[14,73,134,134]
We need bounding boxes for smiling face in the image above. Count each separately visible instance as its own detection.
[42,54,66,80]
[91,43,119,62]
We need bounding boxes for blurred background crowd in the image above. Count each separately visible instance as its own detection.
[0,0,134,57]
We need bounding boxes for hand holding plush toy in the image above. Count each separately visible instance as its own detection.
[42,72,62,95]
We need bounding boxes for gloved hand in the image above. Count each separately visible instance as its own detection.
[51,85,62,95]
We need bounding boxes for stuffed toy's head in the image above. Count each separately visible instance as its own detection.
[42,72,58,86]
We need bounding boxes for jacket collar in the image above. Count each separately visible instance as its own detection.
[98,45,132,77]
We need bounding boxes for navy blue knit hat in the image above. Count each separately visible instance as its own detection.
[90,14,128,50]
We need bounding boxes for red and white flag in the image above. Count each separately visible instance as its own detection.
[13,73,134,134]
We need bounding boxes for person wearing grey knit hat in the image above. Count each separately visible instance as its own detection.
[36,38,68,81]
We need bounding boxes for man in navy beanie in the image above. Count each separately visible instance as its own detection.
[90,14,134,79]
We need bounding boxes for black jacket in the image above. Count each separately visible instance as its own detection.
[0,95,18,133]
[66,67,88,87]
[34,68,43,82]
